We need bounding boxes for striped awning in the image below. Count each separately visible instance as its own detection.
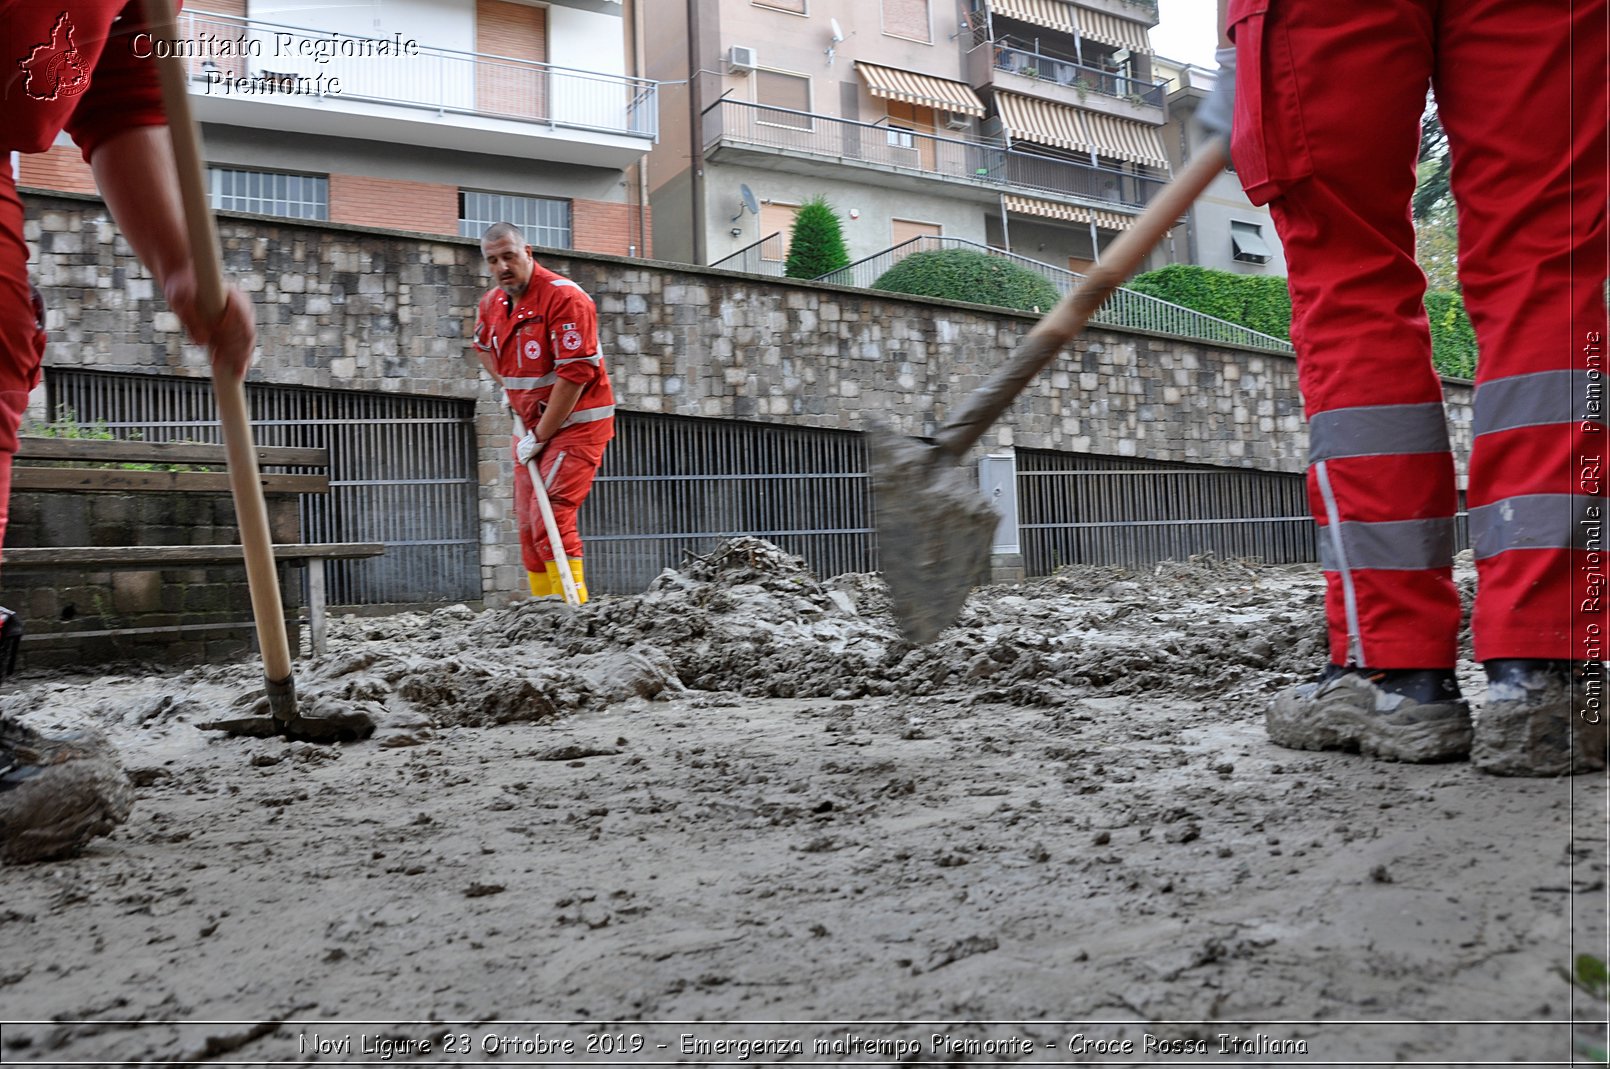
[1003,194,1135,231]
[989,0,1076,34]
[1083,110,1170,168]
[1073,5,1154,54]
[996,91,1091,152]
[855,62,986,116]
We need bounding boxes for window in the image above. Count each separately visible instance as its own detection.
[459,191,573,250]
[882,0,931,42]
[1231,220,1273,264]
[753,0,806,11]
[887,126,915,148]
[759,201,800,261]
[207,167,327,220]
[756,70,812,129]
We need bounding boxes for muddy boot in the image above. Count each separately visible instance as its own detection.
[1266,665,1472,762]
[0,607,22,680]
[0,718,133,864]
[1473,660,1608,777]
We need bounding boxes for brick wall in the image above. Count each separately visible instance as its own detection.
[16,145,97,196]
[329,174,459,235]
[574,197,650,257]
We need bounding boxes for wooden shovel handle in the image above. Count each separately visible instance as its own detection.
[142,0,294,692]
[933,139,1232,459]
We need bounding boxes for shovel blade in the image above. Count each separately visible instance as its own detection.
[868,426,1000,644]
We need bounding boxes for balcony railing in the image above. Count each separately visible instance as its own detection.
[991,42,1166,108]
[177,9,657,139]
[818,236,1294,353]
[706,99,1165,209]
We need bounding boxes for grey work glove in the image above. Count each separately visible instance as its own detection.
[1196,45,1237,140]
[515,429,544,465]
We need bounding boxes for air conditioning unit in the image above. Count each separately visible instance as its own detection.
[942,110,971,131]
[728,45,758,73]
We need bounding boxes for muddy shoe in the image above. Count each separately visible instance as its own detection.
[1473,660,1608,777]
[1266,665,1472,762]
[0,718,133,864]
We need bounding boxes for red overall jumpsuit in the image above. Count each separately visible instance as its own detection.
[1229,0,1608,668]
[1,2,167,558]
[473,264,615,593]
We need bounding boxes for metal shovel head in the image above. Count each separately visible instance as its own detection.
[867,424,999,645]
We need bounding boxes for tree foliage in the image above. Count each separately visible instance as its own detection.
[783,196,851,280]
[872,248,1060,314]
[1127,264,1477,379]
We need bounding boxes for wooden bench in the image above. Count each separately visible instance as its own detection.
[5,437,383,658]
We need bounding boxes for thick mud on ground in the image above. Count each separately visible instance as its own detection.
[1,539,1605,1066]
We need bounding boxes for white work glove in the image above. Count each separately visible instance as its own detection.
[498,388,512,411]
[515,430,544,465]
[1196,45,1237,140]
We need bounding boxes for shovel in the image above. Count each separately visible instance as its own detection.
[511,413,582,606]
[869,139,1232,644]
[144,0,370,743]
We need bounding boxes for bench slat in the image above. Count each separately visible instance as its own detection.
[10,469,328,494]
[14,438,327,467]
[2,543,385,567]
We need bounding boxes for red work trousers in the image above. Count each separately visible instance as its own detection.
[1230,0,1608,667]
[0,170,47,571]
[512,430,606,572]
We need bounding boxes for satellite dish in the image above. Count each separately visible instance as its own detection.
[829,17,845,42]
[732,184,761,223]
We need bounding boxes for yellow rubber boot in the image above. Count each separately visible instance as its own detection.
[527,569,553,598]
[545,559,589,605]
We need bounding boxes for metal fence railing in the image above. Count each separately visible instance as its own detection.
[177,9,658,139]
[817,236,1296,353]
[1015,449,1316,571]
[990,41,1167,107]
[710,232,788,276]
[46,369,482,607]
[587,411,875,592]
[706,99,1166,209]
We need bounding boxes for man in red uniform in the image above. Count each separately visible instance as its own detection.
[472,223,614,603]
[1202,0,1607,775]
[1,0,256,858]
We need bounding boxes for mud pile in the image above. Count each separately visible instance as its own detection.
[347,537,1324,726]
[14,538,1325,741]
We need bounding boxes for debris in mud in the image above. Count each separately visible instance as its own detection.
[0,718,133,864]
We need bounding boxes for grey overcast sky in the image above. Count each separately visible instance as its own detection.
[1149,0,1218,67]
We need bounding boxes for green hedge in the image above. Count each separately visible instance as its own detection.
[1126,264,1478,378]
[1126,264,1292,341]
[873,248,1060,314]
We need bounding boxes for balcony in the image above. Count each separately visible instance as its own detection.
[704,99,1165,211]
[985,41,1165,114]
[175,10,657,168]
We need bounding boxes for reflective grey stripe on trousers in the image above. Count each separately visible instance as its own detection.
[1308,401,1451,462]
[1474,369,1602,436]
[1317,515,1458,572]
[1469,493,1602,559]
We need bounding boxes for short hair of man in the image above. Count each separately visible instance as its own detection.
[482,222,526,247]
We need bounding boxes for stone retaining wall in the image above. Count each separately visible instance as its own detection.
[21,190,1476,603]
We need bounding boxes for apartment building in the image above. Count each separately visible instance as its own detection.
[644,0,1171,276]
[17,0,658,256]
[1154,56,1287,276]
